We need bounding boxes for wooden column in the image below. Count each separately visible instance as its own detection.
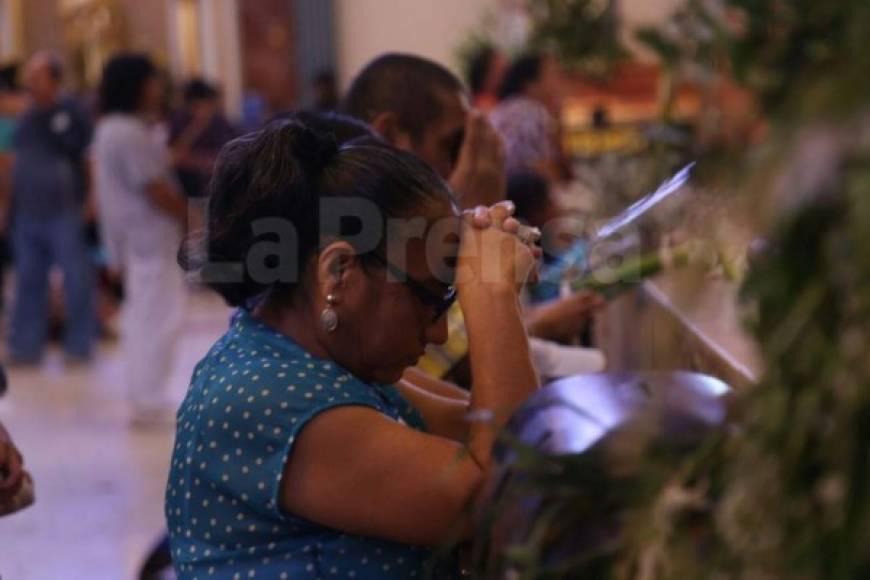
[239,0,297,115]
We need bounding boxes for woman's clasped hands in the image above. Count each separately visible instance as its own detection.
[457,201,542,298]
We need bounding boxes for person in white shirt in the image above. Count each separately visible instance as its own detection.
[91,53,187,428]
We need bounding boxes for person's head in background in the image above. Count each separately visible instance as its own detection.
[24,52,64,109]
[466,45,507,112]
[99,53,162,120]
[342,53,468,181]
[311,69,339,112]
[0,64,20,94]
[0,64,26,118]
[294,110,375,145]
[182,78,220,121]
[507,171,566,260]
[498,52,564,116]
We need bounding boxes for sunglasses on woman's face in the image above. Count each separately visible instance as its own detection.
[370,253,457,323]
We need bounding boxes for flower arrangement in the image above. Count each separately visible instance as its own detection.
[463,1,870,578]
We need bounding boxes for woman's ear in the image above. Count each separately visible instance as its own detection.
[370,112,413,151]
[315,241,358,298]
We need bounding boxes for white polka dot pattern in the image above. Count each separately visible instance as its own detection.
[166,310,431,578]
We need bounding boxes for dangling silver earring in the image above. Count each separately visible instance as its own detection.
[320,294,339,333]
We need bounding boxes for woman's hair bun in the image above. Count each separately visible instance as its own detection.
[291,123,340,179]
[182,113,453,309]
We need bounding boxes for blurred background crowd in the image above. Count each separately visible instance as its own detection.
[2,0,841,578]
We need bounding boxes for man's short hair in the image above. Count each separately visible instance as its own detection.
[342,53,464,143]
[466,45,497,96]
[183,78,219,103]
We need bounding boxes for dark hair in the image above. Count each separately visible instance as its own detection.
[507,171,551,223]
[342,53,465,142]
[313,69,335,87]
[294,110,376,145]
[467,46,496,96]
[182,117,455,307]
[498,53,545,101]
[99,53,157,114]
[183,78,219,103]
[0,64,18,91]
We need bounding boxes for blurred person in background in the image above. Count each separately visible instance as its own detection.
[507,171,605,341]
[0,64,26,160]
[92,53,187,428]
[310,68,339,113]
[490,52,569,182]
[465,44,507,112]
[169,78,238,200]
[343,53,505,390]
[344,54,603,385]
[343,52,506,210]
[0,64,26,315]
[7,52,96,366]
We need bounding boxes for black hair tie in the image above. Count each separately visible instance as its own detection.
[294,125,340,178]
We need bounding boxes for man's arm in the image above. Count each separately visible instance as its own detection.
[395,372,470,442]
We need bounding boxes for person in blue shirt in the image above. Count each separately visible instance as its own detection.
[166,116,541,578]
[506,171,605,343]
[8,52,95,364]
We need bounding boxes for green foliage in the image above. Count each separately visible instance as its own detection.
[637,0,870,122]
[467,424,709,579]
[454,11,501,85]
[725,0,870,119]
[712,148,870,580]
[526,0,627,75]
[463,1,870,578]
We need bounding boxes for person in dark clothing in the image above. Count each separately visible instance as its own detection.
[8,52,95,365]
[311,69,339,112]
[465,45,506,112]
[168,78,238,199]
[0,64,26,314]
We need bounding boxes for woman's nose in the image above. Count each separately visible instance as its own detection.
[425,312,449,346]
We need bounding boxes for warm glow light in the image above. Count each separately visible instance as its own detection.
[175,0,202,76]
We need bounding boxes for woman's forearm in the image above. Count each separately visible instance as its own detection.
[461,284,539,468]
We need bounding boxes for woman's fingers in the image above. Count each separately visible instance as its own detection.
[487,200,515,227]
[576,290,607,310]
[458,217,538,289]
[502,217,520,235]
[462,204,542,284]
[469,205,492,229]
[466,202,518,232]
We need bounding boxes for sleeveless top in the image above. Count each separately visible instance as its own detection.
[166,309,432,579]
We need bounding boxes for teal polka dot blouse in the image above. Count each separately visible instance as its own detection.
[166,309,432,579]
